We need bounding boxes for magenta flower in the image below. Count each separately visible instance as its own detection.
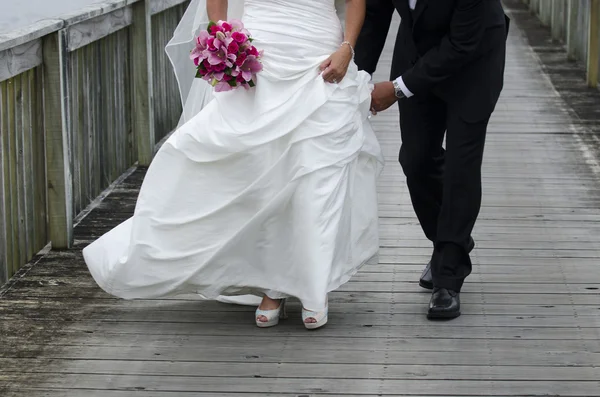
[228,41,239,54]
[232,32,248,43]
[235,52,247,67]
[210,25,224,35]
[221,22,233,32]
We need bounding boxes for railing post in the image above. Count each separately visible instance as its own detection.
[132,0,156,166]
[42,30,73,249]
[566,0,578,60]
[588,0,600,88]
[0,85,7,283]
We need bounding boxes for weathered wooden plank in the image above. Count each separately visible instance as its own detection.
[62,321,600,340]
[587,0,599,87]
[4,333,595,355]
[151,3,185,142]
[1,297,599,316]
[0,82,6,283]
[14,73,28,272]
[0,392,279,397]
[0,20,64,52]
[7,76,20,274]
[132,0,155,166]
[3,342,600,368]
[66,7,133,52]
[2,359,599,381]
[22,69,35,260]
[0,39,42,82]
[42,31,73,249]
[32,67,46,253]
[148,0,189,15]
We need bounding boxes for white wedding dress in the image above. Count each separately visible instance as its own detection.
[83,0,384,312]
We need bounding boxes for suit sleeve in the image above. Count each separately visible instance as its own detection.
[401,0,486,96]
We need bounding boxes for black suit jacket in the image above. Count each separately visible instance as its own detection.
[392,0,509,121]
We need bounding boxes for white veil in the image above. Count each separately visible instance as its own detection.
[166,0,347,128]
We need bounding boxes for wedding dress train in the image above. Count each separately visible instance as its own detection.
[83,0,383,311]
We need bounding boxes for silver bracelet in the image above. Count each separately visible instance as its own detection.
[341,41,355,58]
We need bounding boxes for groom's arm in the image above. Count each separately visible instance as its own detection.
[399,0,486,97]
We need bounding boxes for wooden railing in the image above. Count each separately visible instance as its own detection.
[0,0,189,283]
[523,0,600,88]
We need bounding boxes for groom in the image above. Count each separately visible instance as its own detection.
[358,0,509,319]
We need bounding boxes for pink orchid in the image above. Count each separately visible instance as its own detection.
[239,55,263,81]
[214,80,234,92]
[229,19,244,31]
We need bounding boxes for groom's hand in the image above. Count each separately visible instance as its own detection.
[370,81,397,114]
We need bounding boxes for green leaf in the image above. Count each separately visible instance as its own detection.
[228,80,237,87]
[207,21,217,30]
[248,80,256,88]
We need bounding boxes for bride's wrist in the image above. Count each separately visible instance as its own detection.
[338,44,353,61]
[340,41,355,58]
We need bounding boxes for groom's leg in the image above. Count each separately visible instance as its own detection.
[354,0,395,75]
[398,95,447,243]
[432,112,490,292]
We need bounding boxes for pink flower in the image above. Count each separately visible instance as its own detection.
[215,31,226,41]
[221,22,233,32]
[210,25,224,35]
[248,46,260,57]
[229,19,244,32]
[239,55,263,81]
[214,80,234,92]
[228,41,240,54]
[232,32,248,43]
[207,37,217,51]
[235,52,247,67]
[196,30,210,49]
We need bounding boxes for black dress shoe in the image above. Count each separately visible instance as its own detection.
[427,288,461,320]
[419,238,475,290]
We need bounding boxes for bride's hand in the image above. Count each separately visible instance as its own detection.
[320,45,353,84]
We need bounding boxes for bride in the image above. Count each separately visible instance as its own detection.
[83,0,383,330]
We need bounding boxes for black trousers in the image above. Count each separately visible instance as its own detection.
[354,0,395,74]
[398,95,490,292]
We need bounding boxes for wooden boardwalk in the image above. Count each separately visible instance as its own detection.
[1,4,600,396]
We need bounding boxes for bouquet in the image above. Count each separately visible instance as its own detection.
[190,19,263,92]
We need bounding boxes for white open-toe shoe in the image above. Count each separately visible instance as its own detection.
[302,299,328,330]
[255,299,287,328]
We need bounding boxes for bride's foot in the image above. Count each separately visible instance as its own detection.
[255,296,287,328]
[302,298,328,330]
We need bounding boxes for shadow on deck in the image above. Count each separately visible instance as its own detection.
[1,2,600,396]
